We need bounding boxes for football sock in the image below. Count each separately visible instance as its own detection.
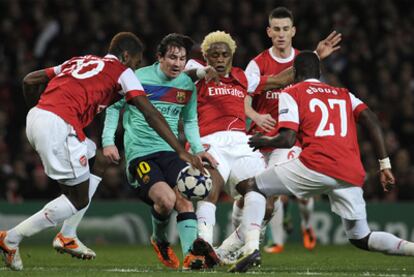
[176,212,198,256]
[368,231,414,256]
[269,198,284,245]
[196,200,216,244]
[60,174,102,237]
[6,194,77,248]
[216,226,244,257]
[231,200,243,229]
[151,208,170,243]
[299,197,314,229]
[241,191,266,254]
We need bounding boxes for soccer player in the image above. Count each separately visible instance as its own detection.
[230,51,414,272]
[183,31,307,268]
[243,7,342,253]
[0,32,204,271]
[101,33,216,270]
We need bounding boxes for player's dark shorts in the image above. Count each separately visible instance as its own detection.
[128,151,187,206]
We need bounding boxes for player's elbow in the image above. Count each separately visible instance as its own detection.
[23,72,36,86]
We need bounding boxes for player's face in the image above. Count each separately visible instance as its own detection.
[204,42,232,76]
[158,46,187,78]
[124,52,142,71]
[267,18,296,51]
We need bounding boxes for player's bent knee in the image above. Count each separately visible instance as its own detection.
[175,198,194,213]
[349,233,371,251]
[156,194,176,214]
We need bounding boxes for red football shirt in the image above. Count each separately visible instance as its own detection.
[245,47,300,135]
[38,54,145,141]
[277,79,368,186]
[196,67,249,137]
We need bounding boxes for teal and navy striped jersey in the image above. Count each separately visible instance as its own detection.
[102,62,203,167]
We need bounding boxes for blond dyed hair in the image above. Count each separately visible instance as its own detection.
[201,31,237,56]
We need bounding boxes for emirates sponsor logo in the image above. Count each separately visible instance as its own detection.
[265,91,279,99]
[208,87,244,98]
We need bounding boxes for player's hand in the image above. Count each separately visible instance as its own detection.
[179,151,205,174]
[204,66,220,84]
[315,30,342,59]
[196,151,219,169]
[248,133,273,151]
[380,168,396,192]
[103,145,121,164]
[254,113,277,133]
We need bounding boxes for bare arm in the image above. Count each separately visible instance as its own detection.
[130,95,204,172]
[244,95,276,133]
[357,108,395,191]
[261,67,295,91]
[23,69,50,108]
[248,128,296,150]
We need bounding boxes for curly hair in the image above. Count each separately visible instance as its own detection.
[201,31,237,56]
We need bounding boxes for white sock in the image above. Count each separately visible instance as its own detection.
[216,226,244,257]
[231,200,243,230]
[241,191,266,254]
[368,231,414,256]
[196,200,216,244]
[299,197,314,229]
[269,198,284,245]
[60,174,102,237]
[7,194,77,248]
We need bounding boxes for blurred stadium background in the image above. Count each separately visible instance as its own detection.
[0,0,413,251]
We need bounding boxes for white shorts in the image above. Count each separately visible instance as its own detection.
[256,157,366,220]
[26,107,96,186]
[201,131,266,199]
[263,146,302,166]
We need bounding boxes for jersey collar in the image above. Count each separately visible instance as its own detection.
[105,54,119,60]
[304,78,321,83]
[268,47,295,63]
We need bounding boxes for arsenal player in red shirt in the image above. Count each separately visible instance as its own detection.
[0,32,204,271]
[244,7,342,254]
[232,51,414,273]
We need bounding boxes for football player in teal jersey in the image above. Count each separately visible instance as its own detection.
[102,34,217,270]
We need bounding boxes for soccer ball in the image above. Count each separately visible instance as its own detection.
[177,165,213,200]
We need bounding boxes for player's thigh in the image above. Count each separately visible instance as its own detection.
[160,151,190,187]
[26,107,90,185]
[327,185,367,221]
[128,154,169,206]
[267,146,302,167]
[227,149,266,198]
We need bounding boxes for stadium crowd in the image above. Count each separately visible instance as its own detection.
[0,0,413,202]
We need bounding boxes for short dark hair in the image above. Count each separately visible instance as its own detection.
[157,33,194,57]
[293,51,320,81]
[108,32,144,57]
[269,7,294,25]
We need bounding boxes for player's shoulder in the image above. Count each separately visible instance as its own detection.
[230,66,248,88]
[252,48,271,62]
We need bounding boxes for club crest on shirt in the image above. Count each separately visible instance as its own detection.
[176,91,187,103]
[79,155,87,167]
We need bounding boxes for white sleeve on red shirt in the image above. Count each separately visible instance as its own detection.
[245,60,260,93]
[185,59,204,70]
[349,92,368,119]
[45,64,62,79]
[277,92,299,131]
[118,68,146,101]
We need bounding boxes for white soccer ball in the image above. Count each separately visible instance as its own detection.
[177,165,212,200]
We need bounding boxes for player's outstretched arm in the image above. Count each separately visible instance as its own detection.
[130,95,204,172]
[315,30,342,59]
[358,108,396,191]
[22,69,50,108]
[261,67,295,91]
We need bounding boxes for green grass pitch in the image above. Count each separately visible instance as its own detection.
[1,243,413,276]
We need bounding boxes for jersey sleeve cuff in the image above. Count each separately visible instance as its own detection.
[353,103,368,120]
[125,90,146,102]
[45,67,56,79]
